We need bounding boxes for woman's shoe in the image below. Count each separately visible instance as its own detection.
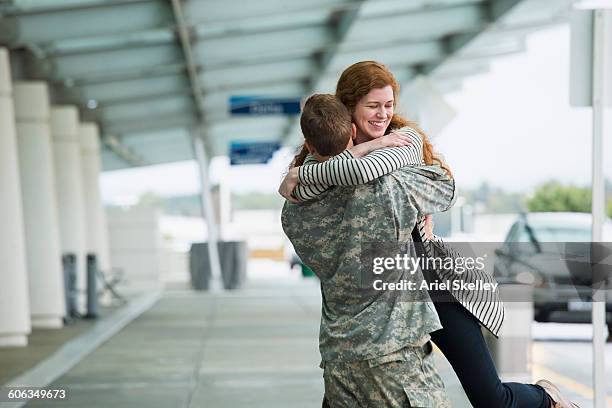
[535,379,580,408]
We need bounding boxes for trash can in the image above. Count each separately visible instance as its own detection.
[62,253,78,322]
[190,243,211,290]
[218,241,248,289]
[190,241,248,290]
[484,283,533,382]
[85,254,99,319]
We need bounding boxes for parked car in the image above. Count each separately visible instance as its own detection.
[494,212,612,335]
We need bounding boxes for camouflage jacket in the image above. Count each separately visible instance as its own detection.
[281,165,455,362]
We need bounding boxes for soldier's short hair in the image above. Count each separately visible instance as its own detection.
[300,94,352,156]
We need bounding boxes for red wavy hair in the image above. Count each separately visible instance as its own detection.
[335,61,451,176]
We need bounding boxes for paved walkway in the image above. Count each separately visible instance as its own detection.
[0,312,105,387]
[24,280,324,408]
[8,278,470,407]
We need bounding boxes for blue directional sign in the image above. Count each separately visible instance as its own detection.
[230,96,302,115]
[229,141,281,165]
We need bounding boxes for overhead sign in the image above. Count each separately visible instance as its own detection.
[229,141,281,165]
[229,96,301,115]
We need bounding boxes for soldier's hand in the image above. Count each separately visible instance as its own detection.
[279,167,300,203]
[378,131,412,148]
[424,215,434,240]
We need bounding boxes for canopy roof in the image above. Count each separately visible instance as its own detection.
[0,0,572,171]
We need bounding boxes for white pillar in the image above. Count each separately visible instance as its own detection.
[51,105,87,313]
[0,48,31,346]
[80,122,111,272]
[590,9,611,408]
[211,182,231,240]
[193,134,222,291]
[14,81,65,329]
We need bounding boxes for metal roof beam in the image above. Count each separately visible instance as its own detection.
[169,0,206,124]
[102,134,147,167]
[200,58,315,91]
[121,134,192,152]
[344,3,486,45]
[76,74,190,103]
[185,0,358,25]
[95,89,193,107]
[203,77,308,94]
[420,0,523,76]
[46,44,183,80]
[6,6,348,59]
[99,96,194,122]
[4,1,174,44]
[207,116,289,136]
[46,84,192,111]
[280,0,365,144]
[199,49,321,71]
[1,0,155,16]
[489,0,524,21]
[100,149,133,171]
[193,9,333,40]
[48,62,188,86]
[330,40,446,72]
[119,127,190,142]
[100,144,193,171]
[358,0,485,18]
[104,113,198,135]
[190,2,493,72]
[125,145,193,162]
[193,25,334,67]
[32,28,176,58]
[1,1,179,170]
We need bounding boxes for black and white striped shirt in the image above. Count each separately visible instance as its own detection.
[294,127,424,201]
[415,217,505,336]
[291,126,504,337]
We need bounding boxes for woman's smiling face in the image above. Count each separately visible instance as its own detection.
[352,85,394,142]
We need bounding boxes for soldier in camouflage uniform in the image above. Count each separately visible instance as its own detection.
[281,62,575,408]
[281,163,455,407]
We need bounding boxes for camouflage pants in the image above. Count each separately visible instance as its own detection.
[323,342,450,408]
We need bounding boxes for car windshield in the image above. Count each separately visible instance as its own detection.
[528,226,591,242]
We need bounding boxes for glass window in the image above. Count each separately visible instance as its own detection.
[531,227,591,242]
[505,223,519,243]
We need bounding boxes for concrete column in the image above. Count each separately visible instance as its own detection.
[211,182,231,240]
[80,123,111,272]
[193,134,222,291]
[14,81,65,328]
[0,48,31,346]
[51,105,87,313]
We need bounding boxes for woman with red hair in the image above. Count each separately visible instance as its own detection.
[281,61,577,408]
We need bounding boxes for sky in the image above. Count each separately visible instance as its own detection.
[100,24,612,205]
[436,24,611,193]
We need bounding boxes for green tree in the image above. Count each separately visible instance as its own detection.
[526,181,612,217]
[461,182,525,213]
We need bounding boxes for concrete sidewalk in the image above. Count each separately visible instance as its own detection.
[19,278,470,407]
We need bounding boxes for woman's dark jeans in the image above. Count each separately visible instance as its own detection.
[430,299,552,408]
